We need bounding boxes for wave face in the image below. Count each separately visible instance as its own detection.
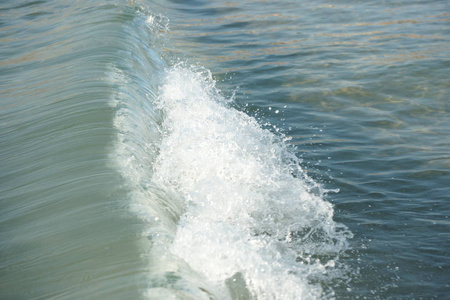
[110,5,353,297]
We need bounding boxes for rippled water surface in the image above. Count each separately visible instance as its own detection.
[1,0,449,299]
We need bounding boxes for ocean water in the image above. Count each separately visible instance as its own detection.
[1,0,448,299]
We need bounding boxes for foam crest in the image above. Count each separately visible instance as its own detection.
[152,64,353,299]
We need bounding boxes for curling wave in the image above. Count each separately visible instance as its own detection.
[110,5,352,300]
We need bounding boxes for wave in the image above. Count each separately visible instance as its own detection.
[110,3,353,299]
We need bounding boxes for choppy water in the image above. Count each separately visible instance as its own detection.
[1,0,449,299]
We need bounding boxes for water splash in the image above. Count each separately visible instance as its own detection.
[109,3,352,298]
[152,64,353,299]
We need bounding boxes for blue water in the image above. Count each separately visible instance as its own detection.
[1,0,449,299]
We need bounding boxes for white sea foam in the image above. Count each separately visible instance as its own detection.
[109,6,352,298]
[150,64,353,299]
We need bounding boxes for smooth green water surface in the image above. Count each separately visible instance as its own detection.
[1,1,150,298]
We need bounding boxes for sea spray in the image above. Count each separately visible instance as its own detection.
[151,64,353,299]
[110,4,352,298]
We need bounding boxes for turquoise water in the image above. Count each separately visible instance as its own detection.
[1,0,449,299]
